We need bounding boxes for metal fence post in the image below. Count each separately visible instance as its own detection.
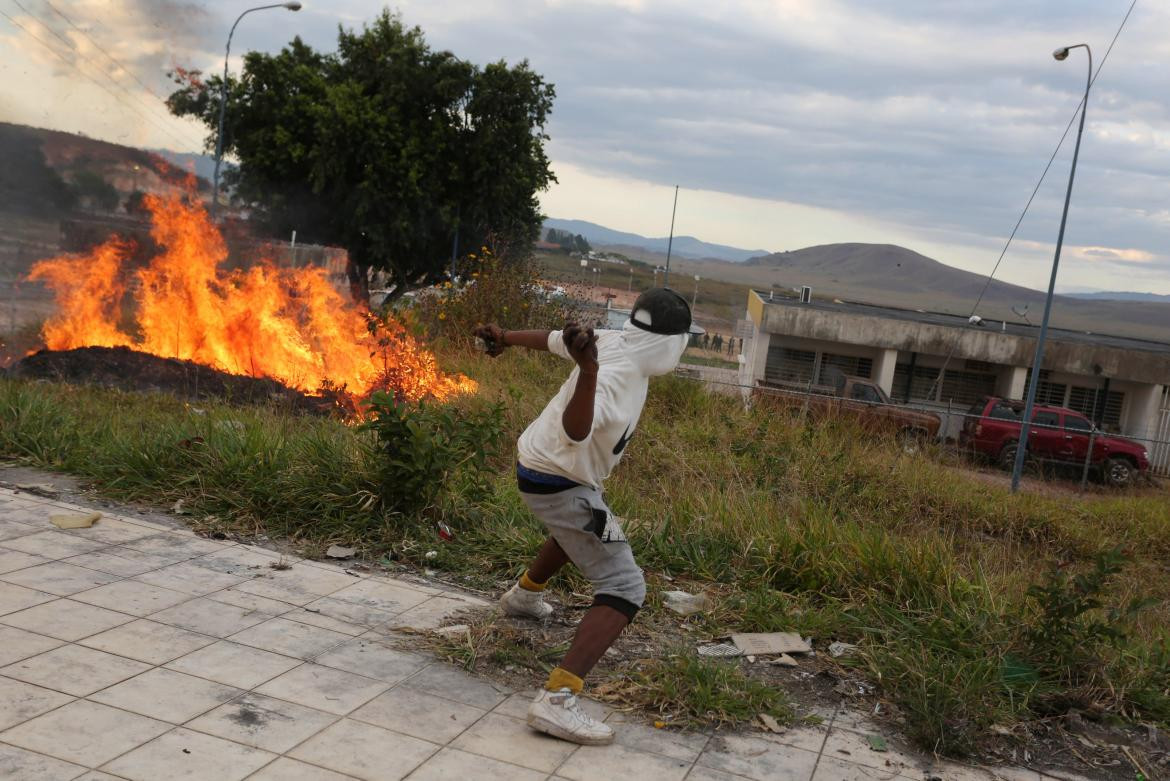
[1079,428,1096,492]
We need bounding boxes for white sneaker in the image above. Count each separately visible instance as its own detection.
[527,688,614,745]
[499,583,553,620]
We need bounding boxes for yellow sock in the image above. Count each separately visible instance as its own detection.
[546,667,584,694]
[519,571,547,592]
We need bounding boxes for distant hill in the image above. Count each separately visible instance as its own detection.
[652,241,1170,344]
[1066,291,1170,303]
[0,122,210,202]
[542,217,768,263]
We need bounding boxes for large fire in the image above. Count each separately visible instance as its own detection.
[28,194,475,403]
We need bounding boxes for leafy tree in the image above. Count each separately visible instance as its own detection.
[545,228,590,253]
[125,189,149,217]
[71,170,119,212]
[167,11,556,301]
[0,126,76,216]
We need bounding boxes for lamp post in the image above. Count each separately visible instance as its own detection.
[1011,43,1092,493]
[664,185,678,287]
[592,267,600,303]
[692,274,700,309]
[211,2,302,219]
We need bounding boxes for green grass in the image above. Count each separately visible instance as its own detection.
[1,346,1168,755]
[680,351,738,369]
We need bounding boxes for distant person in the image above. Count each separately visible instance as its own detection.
[473,288,703,745]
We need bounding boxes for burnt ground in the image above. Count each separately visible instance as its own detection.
[4,346,340,413]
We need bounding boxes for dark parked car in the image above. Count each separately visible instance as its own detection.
[960,396,1150,487]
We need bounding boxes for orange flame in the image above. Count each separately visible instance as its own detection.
[28,194,475,403]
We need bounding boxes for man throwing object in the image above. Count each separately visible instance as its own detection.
[474,288,703,745]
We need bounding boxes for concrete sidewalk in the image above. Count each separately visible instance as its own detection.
[0,486,1076,780]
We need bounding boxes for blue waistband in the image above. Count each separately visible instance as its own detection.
[516,463,579,487]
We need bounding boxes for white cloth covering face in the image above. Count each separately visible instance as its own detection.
[516,322,687,489]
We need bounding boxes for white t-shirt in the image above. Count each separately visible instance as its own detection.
[516,324,687,489]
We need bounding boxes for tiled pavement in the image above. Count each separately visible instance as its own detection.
[0,487,1080,781]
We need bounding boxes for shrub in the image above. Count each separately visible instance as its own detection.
[361,392,504,516]
[414,247,581,344]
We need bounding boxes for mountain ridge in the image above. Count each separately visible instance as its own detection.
[542,217,769,263]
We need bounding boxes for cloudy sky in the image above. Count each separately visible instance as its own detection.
[2,0,1168,294]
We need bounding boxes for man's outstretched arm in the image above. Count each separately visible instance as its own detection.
[474,324,550,354]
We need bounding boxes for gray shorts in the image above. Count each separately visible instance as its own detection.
[520,484,646,609]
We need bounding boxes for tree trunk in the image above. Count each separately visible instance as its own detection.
[346,258,370,306]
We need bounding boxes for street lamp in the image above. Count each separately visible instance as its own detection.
[211,2,303,219]
[592,267,600,303]
[692,274,700,309]
[1011,43,1092,493]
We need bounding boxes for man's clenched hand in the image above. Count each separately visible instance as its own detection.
[473,323,507,357]
[562,323,599,374]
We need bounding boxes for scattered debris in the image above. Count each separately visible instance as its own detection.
[828,641,858,658]
[16,482,58,498]
[172,499,187,515]
[326,545,356,559]
[758,714,785,734]
[268,558,293,571]
[697,642,743,658]
[731,632,811,656]
[662,590,711,616]
[437,522,455,541]
[433,624,470,640]
[866,734,889,752]
[425,550,439,560]
[50,511,101,529]
[766,654,799,668]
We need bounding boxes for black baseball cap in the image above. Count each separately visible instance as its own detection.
[629,287,705,335]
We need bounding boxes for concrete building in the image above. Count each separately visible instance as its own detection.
[739,291,1170,474]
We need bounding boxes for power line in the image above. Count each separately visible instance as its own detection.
[926,0,1138,401]
[2,0,204,151]
[41,0,171,105]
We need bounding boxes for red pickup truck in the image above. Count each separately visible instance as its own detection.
[959,396,1150,487]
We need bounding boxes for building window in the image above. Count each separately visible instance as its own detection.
[894,363,941,402]
[764,345,816,386]
[1066,386,1125,429]
[939,368,998,407]
[817,353,873,386]
[1025,369,1067,406]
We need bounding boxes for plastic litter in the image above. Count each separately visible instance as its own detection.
[662,590,711,616]
[828,641,858,658]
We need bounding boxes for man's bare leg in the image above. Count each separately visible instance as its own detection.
[525,537,570,584]
[559,605,628,677]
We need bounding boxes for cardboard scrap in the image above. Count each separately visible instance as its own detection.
[325,544,356,559]
[731,632,812,656]
[50,512,101,529]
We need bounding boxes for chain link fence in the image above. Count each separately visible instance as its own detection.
[673,363,1170,489]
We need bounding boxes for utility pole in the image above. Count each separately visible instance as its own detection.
[664,185,678,287]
